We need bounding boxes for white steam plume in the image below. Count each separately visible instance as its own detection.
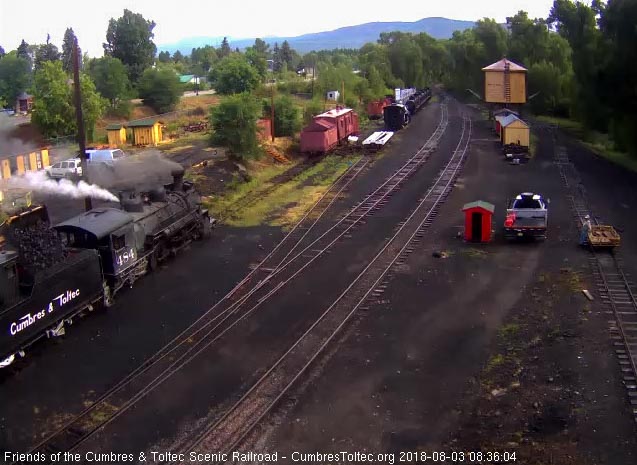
[3,171,120,202]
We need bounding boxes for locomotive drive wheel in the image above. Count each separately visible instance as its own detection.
[195,217,212,240]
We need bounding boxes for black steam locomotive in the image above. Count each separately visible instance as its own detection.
[383,87,432,131]
[0,169,213,369]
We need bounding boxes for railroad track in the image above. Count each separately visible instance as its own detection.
[20,102,450,463]
[171,113,472,462]
[552,130,637,423]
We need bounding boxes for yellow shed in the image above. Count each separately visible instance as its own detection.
[106,123,127,147]
[129,119,164,146]
[482,58,527,104]
[1,159,11,179]
[500,115,530,147]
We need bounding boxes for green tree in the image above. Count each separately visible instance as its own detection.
[87,56,130,106]
[61,28,76,72]
[280,41,293,68]
[263,95,301,137]
[548,0,605,130]
[598,0,637,154]
[34,34,60,70]
[173,50,184,63]
[210,93,260,159]
[104,9,157,83]
[210,55,260,95]
[137,67,181,113]
[245,39,269,79]
[219,37,231,58]
[272,42,281,72]
[0,55,32,111]
[31,61,106,139]
[191,45,217,72]
[158,51,171,63]
[16,40,32,68]
[473,18,508,64]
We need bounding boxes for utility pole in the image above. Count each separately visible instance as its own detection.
[342,80,345,106]
[270,84,275,142]
[72,37,92,211]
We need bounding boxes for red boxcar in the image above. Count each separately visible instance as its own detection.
[366,98,392,119]
[314,107,359,142]
[300,119,338,154]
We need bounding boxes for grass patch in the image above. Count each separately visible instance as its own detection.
[463,248,488,259]
[498,323,520,340]
[530,132,538,158]
[205,154,361,227]
[485,354,506,372]
[536,115,637,173]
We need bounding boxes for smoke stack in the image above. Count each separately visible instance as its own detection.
[119,190,144,212]
[170,166,185,192]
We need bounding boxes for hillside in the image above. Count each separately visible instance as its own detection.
[159,17,476,55]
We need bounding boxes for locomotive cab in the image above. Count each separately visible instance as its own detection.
[55,208,137,282]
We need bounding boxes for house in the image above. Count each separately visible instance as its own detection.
[179,74,200,85]
[16,92,33,113]
[326,90,340,101]
[500,114,530,147]
[106,123,128,147]
[128,119,164,146]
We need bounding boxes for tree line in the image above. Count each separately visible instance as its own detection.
[0,1,635,155]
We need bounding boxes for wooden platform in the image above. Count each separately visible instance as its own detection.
[588,225,620,248]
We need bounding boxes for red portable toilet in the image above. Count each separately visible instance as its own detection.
[462,201,495,242]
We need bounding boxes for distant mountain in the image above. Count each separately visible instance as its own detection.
[159,17,476,55]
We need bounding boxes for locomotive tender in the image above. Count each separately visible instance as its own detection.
[383,87,432,131]
[0,169,213,368]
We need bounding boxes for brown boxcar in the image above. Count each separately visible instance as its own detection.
[314,107,359,142]
[300,120,339,154]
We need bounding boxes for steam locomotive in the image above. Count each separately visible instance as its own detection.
[383,88,432,131]
[0,169,213,369]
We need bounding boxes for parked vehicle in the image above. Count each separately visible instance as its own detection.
[86,148,127,165]
[44,158,83,179]
[503,192,548,240]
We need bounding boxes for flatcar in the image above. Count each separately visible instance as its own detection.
[0,168,213,368]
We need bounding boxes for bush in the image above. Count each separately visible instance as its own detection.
[209,55,260,95]
[138,68,181,113]
[302,99,325,125]
[210,93,261,159]
[263,95,302,137]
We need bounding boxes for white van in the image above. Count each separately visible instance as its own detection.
[85,149,127,165]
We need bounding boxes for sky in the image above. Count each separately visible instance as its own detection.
[1,0,556,57]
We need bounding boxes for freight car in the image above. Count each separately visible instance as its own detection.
[383,87,432,131]
[366,96,394,120]
[0,168,213,368]
[300,107,360,155]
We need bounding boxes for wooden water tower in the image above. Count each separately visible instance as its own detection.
[482,58,527,119]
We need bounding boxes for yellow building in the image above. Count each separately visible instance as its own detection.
[482,58,527,104]
[106,124,127,147]
[500,114,530,147]
[129,119,163,146]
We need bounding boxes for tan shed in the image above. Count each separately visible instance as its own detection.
[500,115,530,147]
[482,58,527,104]
[106,123,127,147]
[129,119,163,146]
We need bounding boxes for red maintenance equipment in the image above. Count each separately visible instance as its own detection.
[300,107,360,155]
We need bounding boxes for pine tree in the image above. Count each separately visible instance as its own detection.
[272,42,281,72]
[220,37,231,58]
[61,28,76,73]
[17,39,31,66]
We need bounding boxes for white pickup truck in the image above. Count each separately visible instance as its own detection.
[503,192,548,240]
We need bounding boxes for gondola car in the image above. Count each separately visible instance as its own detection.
[0,168,213,368]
